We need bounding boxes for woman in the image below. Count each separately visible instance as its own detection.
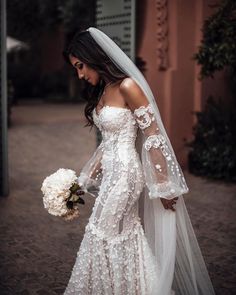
[63,27,215,295]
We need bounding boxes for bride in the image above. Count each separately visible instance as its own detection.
[63,27,215,295]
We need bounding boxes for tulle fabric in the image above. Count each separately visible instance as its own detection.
[144,194,215,295]
[77,27,215,295]
[78,141,104,198]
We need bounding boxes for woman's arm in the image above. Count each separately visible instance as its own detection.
[120,78,180,210]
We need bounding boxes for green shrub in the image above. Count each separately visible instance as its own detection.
[194,0,236,80]
[188,97,236,181]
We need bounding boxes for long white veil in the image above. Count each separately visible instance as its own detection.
[87,27,215,295]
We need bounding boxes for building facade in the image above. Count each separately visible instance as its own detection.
[136,0,227,166]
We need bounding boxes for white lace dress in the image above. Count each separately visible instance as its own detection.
[64,105,161,295]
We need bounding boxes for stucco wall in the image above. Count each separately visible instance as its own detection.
[136,0,226,167]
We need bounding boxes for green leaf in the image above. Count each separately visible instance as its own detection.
[70,183,80,193]
[69,194,80,202]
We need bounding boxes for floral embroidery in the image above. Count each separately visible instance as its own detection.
[155,164,162,172]
[149,181,187,199]
[134,104,173,174]
[144,134,166,151]
[133,104,157,130]
[134,104,188,193]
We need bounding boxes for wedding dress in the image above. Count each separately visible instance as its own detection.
[64,27,215,295]
[64,105,161,294]
[64,103,214,295]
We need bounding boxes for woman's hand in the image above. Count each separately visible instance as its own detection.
[160,197,178,211]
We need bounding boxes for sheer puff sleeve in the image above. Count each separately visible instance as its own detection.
[134,103,188,200]
[120,78,189,200]
[77,140,104,197]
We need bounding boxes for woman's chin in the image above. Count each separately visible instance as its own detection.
[86,79,94,86]
[91,80,99,86]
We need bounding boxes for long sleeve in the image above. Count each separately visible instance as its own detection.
[77,140,104,197]
[133,104,189,200]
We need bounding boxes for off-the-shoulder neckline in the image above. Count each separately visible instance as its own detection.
[94,105,132,117]
[94,104,151,117]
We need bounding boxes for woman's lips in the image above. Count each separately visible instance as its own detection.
[85,78,94,85]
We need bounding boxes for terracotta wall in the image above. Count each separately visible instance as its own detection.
[137,0,225,167]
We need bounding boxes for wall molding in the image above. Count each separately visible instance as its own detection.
[156,0,169,70]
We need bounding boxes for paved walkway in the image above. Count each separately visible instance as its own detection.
[0,102,235,295]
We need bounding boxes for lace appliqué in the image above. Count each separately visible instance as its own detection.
[134,104,157,130]
[143,134,171,159]
[134,104,172,170]
[133,104,189,198]
[149,181,187,199]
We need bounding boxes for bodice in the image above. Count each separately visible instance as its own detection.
[93,106,138,157]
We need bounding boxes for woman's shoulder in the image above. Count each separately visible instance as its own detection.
[119,78,148,109]
[120,78,140,93]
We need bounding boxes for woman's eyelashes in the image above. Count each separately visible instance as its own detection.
[77,63,83,70]
[73,62,83,70]
[78,63,83,70]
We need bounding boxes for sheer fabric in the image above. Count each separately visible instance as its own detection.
[134,104,188,200]
[78,140,104,198]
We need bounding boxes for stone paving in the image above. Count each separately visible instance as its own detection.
[0,101,236,295]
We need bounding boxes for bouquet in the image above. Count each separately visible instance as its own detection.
[41,168,85,221]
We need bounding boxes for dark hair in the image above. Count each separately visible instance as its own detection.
[63,30,127,126]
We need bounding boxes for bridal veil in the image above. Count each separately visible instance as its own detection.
[79,27,215,295]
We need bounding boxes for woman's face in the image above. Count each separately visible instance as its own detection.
[69,55,100,86]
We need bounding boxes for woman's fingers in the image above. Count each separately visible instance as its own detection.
[163,198,178,211]
[164,204,169,210]
[169,204,176,211]
[160,197,178,211]
[165,201,174,211]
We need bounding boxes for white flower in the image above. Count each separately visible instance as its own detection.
[41,168,78,217]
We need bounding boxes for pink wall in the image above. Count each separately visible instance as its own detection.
[168,0,199,165]
[136,0,227,167]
